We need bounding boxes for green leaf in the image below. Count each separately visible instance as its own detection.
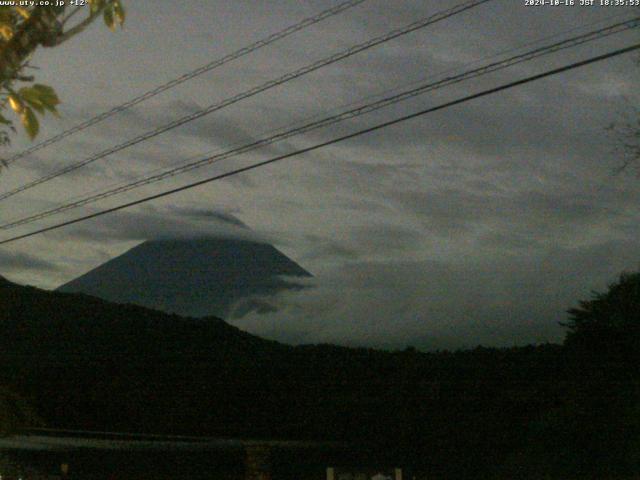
[8,94,24,113]
[13,7,30,19]
[103,6,115,31]
[42,103,60,117]
[89,0,105,14]
[31,84,60,106]
[27,101,45,114]
[0,24,13,41]
[113,0,125,26]
[18,85,59,115]
[21,107,39,140]
[19,87,45,111]
[18,87,37,102]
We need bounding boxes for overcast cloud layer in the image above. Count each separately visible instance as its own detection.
[0,0,638,349]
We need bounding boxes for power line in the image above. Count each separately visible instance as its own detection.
[1,42,637,246]
[3,0,369,166]
[1,17,637,231]
[43,10,632,209]
[0,0,492,203]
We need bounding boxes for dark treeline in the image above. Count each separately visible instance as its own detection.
[0,272,638,479]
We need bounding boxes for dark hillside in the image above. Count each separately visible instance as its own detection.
[2,275,636,478]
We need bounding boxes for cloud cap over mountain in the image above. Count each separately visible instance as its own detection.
[58,235,311,319]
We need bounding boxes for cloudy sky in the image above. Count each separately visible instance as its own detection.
[0,0,639,350]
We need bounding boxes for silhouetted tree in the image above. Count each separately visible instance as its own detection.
[609,45,639,175]
[562,270,640,370]
[610,107,640,175]
[498,272,640,479]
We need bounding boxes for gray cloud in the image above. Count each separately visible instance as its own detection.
[167,206,247,226]
[1,0,638,350]
[233,238,640,350]
[0,250,59,273]
[56,205,270,245]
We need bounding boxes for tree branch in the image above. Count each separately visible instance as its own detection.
[60,6,83,27]
[53,6,106,46]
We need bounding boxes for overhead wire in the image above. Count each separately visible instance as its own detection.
[1,42,638,246]
[1,16,637,231]
[0,0,493,202]
[2,0,370,166]
[36,9,634,210]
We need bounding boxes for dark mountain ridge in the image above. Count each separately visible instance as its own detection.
[57,236,312,319]
[2,275,635,478]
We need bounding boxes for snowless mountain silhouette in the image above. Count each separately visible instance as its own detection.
[57,235,311,319]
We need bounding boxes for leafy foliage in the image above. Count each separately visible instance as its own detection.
[0,276,563,477]
[0,1,124,148]
[0,272,638,478]
[562,270,640,368]
[523,271,640,478]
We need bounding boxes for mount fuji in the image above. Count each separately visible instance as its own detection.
[57,234,311,319]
